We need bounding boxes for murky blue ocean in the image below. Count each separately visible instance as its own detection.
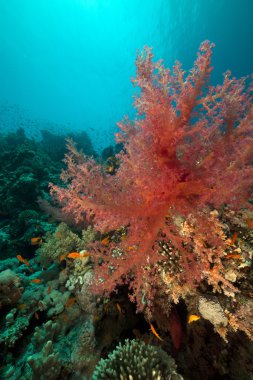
[1,0,252,150]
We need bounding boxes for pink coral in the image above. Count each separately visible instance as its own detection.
[50,41,253,309]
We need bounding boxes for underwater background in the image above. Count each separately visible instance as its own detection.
[1,0,253,150]
[0,1,253,379]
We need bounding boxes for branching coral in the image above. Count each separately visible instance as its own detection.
[92,339,182,380]
[51,41,253,311]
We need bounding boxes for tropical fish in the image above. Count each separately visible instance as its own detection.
[224,253,242,260]
[188,314,201,324]
[65,297,76,308]
[16,255,30,267]
[67,252,90,259]
[101,236,110,245]
[127,246,136,251]
[149,323,164,341]
[116,303,122,316]
[67,252,82,259]
[31,237,42,245]
[230,232,238,245]
[60,253,67,262]
[47,286,52,294]
[60,252,87,261]
[31,278,42,284]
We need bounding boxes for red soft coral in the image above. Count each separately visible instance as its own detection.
[50,41,253,309]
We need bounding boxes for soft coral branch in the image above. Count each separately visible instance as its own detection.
[51,41,253,309]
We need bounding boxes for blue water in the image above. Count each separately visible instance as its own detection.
[0,0,253,151]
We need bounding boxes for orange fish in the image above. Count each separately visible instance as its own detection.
[31,237,42,245]
[149,323,164,341]
[31,278,42,284]
[67,252,82,259]
[230,232,238,245]
[47,286,52,294]
[101,236,110,245]
[65,297,76,308]
[225,253,242,260]
[16,255,30,267]
[188,314,201,324]
[68,252,90,259]
[60,253,67,262]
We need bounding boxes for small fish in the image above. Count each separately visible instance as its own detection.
[188,314,201,324]
[31,237,42,245]
[149,323,164,341]
[230,232,238,245]
[47,286,52,294]
[116,303,122,316]
[67,252,82,259]
[101,237,110,245]
[16,255,30,267]
[34,312,39,320]
[18,303,26,310]
[60,253,67,262]
[31,278,42,284]
[224,253,242,260]
[65,297,76,308]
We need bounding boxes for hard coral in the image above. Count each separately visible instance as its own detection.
[92,339,182,380]
[51,41,253,309]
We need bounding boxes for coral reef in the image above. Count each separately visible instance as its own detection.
[0,129,60,258]
[0,42,252,380]
[50,41,253,329]
[40,129,97,161]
